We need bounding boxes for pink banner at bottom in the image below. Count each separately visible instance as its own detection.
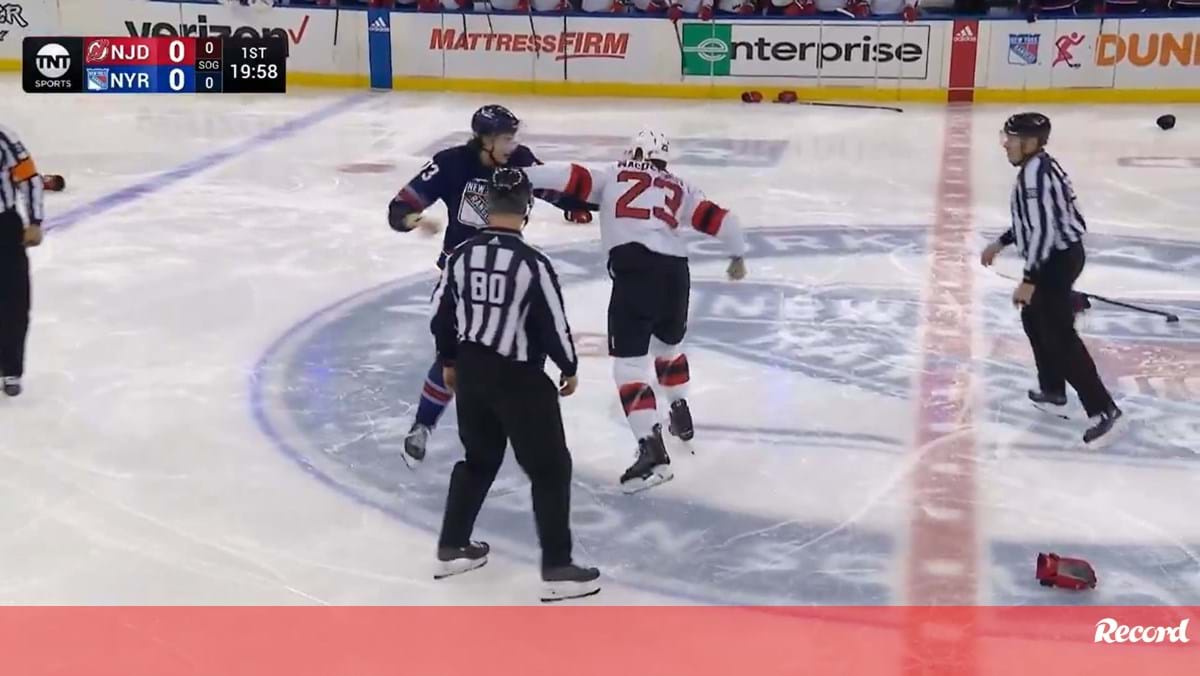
[0,606,1196,676]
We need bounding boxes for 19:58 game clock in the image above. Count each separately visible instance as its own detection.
[222,37,286,94]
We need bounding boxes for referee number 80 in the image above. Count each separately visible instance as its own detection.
[469,271,507,305]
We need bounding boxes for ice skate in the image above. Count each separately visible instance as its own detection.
[620,424,673,494]
[2,376,21,397]
[1083,406,1124,448]
[403,422,431,468]
[667,398,694,441]
[1028,389,1069,419]
[541,564,601,602]
[434,541,489,579]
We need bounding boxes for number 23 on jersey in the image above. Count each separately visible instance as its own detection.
[615,170,684,229]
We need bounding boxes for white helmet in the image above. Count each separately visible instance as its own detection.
[626,129,670,164]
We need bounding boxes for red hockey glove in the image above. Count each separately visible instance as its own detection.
[784,0,816,15]
[698,3,714,18]
[564,210,593,224]
[1036,553,1097,590]
[667,4,684,21]
[902,3,918,20]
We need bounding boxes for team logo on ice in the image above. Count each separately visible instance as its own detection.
[1008,33,1040,65]
[86,67,109,91]
[254,226,1200,606]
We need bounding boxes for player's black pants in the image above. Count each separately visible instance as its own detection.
[1020,242,1115,417]
[438,344,574,570]
[607,243,690,358]
[0,209,30,379]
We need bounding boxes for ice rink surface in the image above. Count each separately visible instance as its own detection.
[2,78,1198,606]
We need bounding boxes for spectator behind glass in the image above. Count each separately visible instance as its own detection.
[716,0,759,12]
[1098,0,1151,13]
[490,0,572,9]
[1169,0,1200,10]
[766,0,816,14]
[870,0,919,19]
[1020,0,1079,16]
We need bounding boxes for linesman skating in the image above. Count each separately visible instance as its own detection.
[0,124,45,397]
[429,167,600,602]
[981,112,1122,446]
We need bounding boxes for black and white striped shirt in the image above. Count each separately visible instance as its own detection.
[431,228,578,378]
[1001,151,1086,282]
[0,125,45,225]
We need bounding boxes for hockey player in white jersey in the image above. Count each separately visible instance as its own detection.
[525,130,747,493]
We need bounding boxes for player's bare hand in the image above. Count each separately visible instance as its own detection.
[23,225,43,247]
[727,256,747,281]
[559,375,578,397]
[442,365,457,393]
[1012,282,1035,308]
[980,241,1004,267]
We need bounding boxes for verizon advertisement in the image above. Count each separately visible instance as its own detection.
[395,14,676,83]
[56,0,365,75]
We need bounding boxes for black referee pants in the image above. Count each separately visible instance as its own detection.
[1021,243,1115,417]
[438,344,574,569]
[0,209,30,379]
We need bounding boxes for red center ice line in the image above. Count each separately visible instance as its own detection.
[907,105,979,606]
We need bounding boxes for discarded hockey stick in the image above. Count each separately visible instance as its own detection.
[1080,293,1180,323]
[742,90,904,113]
[794,101,904,113]
[989,268,1181,323]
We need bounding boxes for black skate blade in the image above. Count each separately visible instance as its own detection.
[540,581,601,603]
[620,467,674,494]
[433,556,488,580]
[1031,400,1073,421]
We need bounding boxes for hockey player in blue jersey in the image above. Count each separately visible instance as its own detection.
[388,104,591,467]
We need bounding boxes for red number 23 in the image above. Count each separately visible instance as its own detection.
[615,170,683,229]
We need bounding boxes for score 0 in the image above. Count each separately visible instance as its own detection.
[159,37,196,93]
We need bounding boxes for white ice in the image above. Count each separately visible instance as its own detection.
[2,77,1199,606]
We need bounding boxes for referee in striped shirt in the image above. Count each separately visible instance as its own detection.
[0,124,45,397]
[429,167,600,602]
[981,112,1121,445]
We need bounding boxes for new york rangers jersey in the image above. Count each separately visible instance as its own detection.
[524,160,747,260]
[393,143,541,267]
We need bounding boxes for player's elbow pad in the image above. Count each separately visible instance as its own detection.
[389,199,417,232]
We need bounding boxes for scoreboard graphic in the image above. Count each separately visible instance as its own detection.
[22,36,287,94]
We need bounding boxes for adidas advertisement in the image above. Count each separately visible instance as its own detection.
[682,22,931,80]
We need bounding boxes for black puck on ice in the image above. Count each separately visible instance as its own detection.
[1157,114,1176,130]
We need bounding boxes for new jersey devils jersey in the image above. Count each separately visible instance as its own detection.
[525,160,747,260]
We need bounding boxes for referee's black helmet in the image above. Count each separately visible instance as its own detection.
[487,167,533,219]
[1004,112,1051,144]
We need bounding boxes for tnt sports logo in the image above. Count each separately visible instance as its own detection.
[1054,32,1085,69]
[1008,33,1040,65]
[35,42,71,78]
[253,225,1200,606]
[86,68,109,91]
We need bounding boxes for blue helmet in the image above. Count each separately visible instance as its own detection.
[471,105,520,138]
